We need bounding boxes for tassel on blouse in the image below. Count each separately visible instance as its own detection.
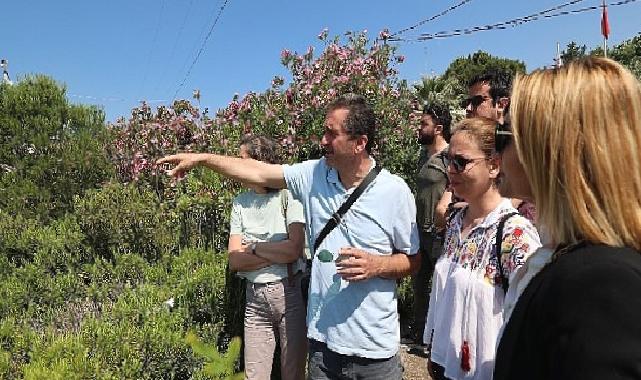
[461,341,471,372]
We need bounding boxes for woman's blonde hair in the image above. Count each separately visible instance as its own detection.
[511,57,641,250]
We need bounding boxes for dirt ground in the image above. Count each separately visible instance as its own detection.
[400,344,431,380]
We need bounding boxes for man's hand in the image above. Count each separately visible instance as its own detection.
[335,247,383,281]
[156,153,203,178]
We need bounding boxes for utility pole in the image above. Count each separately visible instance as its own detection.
[555,42,563,68]
[601,0,610,58]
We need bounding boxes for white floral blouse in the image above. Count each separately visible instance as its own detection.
[424,199,541,380]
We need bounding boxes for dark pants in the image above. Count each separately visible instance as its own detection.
[307,339,402,380]
[430,362,452,380]
[411,237,443,344]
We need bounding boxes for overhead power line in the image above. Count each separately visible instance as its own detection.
[172,0,231,101]
[395,0,639,42]
[416,0,588,40]
[388,0,585,42]
[390,0,475,38]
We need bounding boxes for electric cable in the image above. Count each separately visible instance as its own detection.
[172,0,231,101]
[393,0,638,42]
[390,0,475,38]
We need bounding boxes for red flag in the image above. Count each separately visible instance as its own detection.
[601,2,610,40]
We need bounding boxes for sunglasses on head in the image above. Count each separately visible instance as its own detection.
[447,154,487,173]
[460,95,490,109]
[495,123,513,153]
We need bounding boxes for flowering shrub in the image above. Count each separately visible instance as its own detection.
[109,30,418,187]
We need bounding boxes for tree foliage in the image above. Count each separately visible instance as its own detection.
[561,35,641,79]
[0,76,113,222]
[443,50,527,87]
[413,74,466,123]
[560,41,588,64]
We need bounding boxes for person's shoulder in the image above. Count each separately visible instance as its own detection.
[285,158,324,175]
[233,190,253,202]
[497,200,530,223]
[557,244,641,273]
[503,211,536,231]
[297,158,323,168]
[233,190,266,207]
[378,169,411,190]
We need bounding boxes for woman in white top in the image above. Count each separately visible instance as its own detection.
[227,135,307,380]
[424,117,541,380]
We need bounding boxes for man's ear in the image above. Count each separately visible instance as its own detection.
[497,97,510,110]
[435,124,444,136]
[354,135,368,154]
[495,97,510,123]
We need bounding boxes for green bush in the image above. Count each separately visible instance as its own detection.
[0,263,84,323]
[0,75,114,223]
[22,334,96,380]
[0,319,38,379]
[74,182,177,262]
[0,211,88,275]
[174,250,228,326]
[0,210,43,266]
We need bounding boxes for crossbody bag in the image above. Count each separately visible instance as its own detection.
[313,164,382,253]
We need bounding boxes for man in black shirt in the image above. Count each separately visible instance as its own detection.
[410,103,452,347]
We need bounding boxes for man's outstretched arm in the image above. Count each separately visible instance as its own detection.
[156,153,286,189]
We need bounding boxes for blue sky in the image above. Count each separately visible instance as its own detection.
[3,0,640,122]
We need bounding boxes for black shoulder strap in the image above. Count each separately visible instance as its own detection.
[495,212,519,294]
[313,165,382,253]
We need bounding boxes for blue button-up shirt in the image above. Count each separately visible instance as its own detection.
[284,157,419,358]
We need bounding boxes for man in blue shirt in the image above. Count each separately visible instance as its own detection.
[158,94,420,380]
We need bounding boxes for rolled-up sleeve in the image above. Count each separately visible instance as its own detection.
[392,184,420,255]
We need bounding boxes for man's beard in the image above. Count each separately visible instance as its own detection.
[418,133,435,145]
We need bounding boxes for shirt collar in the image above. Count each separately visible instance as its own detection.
[325,157,377,190]
[459,198,515,230]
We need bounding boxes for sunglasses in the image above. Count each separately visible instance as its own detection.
[460,95,491,109]
[495,123,513,153]
[447,154,488,173]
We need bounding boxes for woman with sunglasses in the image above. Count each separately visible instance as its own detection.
[424,117,541,380]
[494,58,641,380]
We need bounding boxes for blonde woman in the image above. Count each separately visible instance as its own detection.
[424,117,541,380]
[494,58,641,380]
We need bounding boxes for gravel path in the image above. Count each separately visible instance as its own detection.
[400,345,431,380]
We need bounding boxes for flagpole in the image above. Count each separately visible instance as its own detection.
[602,0,609,58]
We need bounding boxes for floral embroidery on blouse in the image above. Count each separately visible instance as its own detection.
[442,202,541,288]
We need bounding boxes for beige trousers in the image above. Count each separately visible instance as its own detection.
[244,274,307,380]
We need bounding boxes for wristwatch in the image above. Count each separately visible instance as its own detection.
[250,242,257,255]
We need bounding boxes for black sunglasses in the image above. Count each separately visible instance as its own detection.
[460,95,490,109]
[495,123,513,153]
[447,154,487,173]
